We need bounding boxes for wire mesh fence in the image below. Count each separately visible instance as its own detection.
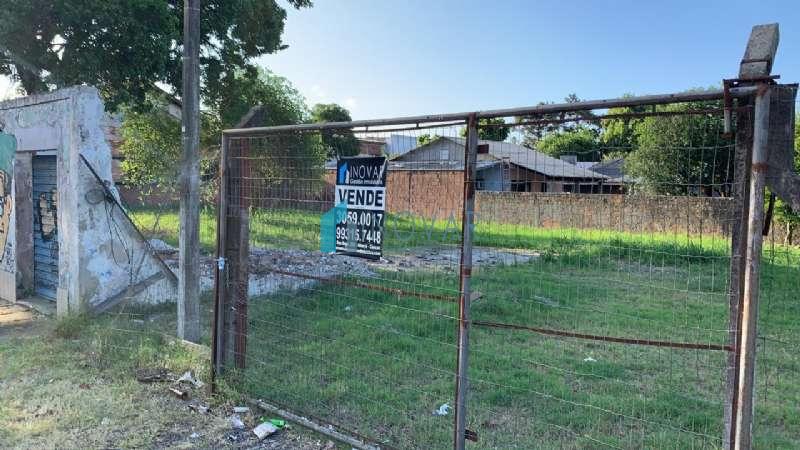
[213,88,798,449]
[466,111,738,449]
[217,123,468,449]
[751,91,800,449]
[85,162,217,376]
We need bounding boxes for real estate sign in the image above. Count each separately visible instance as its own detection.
[334,156,387,259]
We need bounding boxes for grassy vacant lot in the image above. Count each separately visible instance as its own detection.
[0,304,347,450]
[129,206,800,449]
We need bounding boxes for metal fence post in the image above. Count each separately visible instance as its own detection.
[212,133,230,387]
[233,140,251,370]
[454,113,478,450]
[732,84,771,450]
[725,95,753,448]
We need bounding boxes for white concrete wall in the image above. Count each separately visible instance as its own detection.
[0,86,177,314]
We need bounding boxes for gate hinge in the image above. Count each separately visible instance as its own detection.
[465,429,478,442]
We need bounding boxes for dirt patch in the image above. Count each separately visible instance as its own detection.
[375,246,539,273]
[156,245,538,300]
[0,301,44,339]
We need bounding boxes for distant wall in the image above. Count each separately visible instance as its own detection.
[322,170,797,246]
[324,169,464,219]
[475,192,736,236]
[474,192,800,245]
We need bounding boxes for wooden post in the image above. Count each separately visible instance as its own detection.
[178,0,201,342]
[212,134,230,383]
[232,140,250,370]
[221,139,245,371]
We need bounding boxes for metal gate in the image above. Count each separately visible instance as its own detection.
[32,155,58,300]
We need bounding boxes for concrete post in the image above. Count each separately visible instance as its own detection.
[178,0,201,342]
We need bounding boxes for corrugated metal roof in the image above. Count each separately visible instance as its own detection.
[326,137,619,180]
[589,158,635,183]
[444,137,609,179]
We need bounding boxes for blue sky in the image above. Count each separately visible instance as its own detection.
[1,1,797,116]
[258,0,800,119]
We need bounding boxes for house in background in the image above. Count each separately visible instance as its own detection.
[391,137,624,194]
[353,134,421,158]
[357,138,385,156]
[584,157,632,186]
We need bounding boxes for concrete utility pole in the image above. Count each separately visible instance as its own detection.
[178,0,201,342]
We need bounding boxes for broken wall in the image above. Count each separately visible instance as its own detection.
[0,86,176,314]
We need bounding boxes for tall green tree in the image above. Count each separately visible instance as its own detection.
[120,69,318,188]
[599,97,649,150]
[310,103,359,158]
[459,118,510,142]
[518,93,595,148]
[624,98,731,196]
[0,0,312,109]
[771,111,800,244]
[537,126,602,162]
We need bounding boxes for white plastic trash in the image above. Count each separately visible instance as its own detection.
[253,421,279,440]
[433,403,450,416]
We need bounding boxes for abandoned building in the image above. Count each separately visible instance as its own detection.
[0,86,176,315]
[392,136,624,193]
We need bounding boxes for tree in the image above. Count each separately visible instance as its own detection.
[537,126,602,162]
[310,103,359,158]
[0,0,312,109]
[214,68,309,129]
[771,111,800,244]
[518,93,595,148]
[459,118,510,141]
[120,69,316,188]
[417,134,438,146]
[624,97,732,196]
[599,97,649,150]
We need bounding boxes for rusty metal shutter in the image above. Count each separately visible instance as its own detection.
[33,155,58,300]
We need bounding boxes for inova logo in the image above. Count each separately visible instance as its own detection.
[338,162,349,184]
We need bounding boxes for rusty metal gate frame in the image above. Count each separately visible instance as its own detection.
[210,84,777,450]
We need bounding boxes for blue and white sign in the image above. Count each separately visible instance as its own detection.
[334,156,387,259]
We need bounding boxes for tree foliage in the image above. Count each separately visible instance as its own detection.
[120,69,314,188]
[214,68,310,128]
[417,134,438,146]
[310,103,359,158]
[458,118,510,142]
[518,93,595,148]
[0,0,311,109]
[624,99,731,196]
[771,111,800,238]
[599,100,649,150]
[537,126,602,162]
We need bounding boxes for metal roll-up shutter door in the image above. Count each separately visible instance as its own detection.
[33,155,58,300]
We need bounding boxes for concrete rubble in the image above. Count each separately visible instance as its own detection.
[160,246,537,299]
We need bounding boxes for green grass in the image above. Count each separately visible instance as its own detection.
[0,310,210,449]
[127,206,800,449]
[129,205,735,259]
[0,303,347,449]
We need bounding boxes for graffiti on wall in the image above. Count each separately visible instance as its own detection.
[0,132,16,262]
[38,188,57,241]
